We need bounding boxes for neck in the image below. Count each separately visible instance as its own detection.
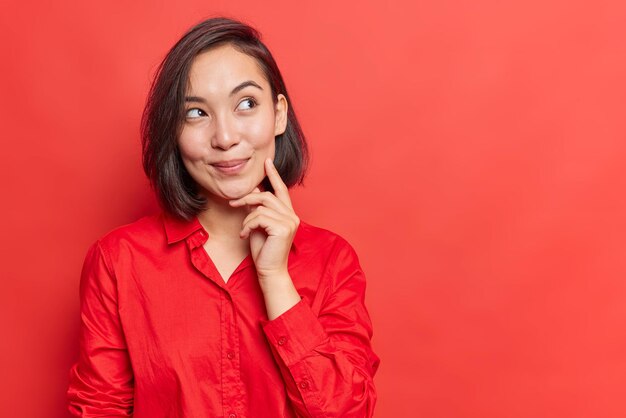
[197,194,249,242]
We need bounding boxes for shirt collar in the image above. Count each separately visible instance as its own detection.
[162,212,205,244]
[162,211,304,250]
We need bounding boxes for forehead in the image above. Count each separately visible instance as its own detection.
[186,44,268,94]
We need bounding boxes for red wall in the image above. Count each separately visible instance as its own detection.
[1,1,625,417]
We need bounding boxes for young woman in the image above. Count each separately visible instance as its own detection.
[67,17,379,418]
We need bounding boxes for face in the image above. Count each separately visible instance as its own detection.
[178,43,288,203]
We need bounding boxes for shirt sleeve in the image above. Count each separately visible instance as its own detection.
[262,240,380,418]
[67,241,134,417]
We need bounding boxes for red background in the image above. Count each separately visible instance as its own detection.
[1,1,625,417]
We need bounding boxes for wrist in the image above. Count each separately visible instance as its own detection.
[258,272,301,320]
[257,269,291,286]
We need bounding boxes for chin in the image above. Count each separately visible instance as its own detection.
[215,182,261,201]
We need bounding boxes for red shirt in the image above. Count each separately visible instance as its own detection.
[67,212,379,417]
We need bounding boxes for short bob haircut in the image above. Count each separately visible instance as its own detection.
[141,17,309,220]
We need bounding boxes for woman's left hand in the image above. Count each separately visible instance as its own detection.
[229,158,300,282]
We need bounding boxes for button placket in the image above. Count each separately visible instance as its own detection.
[221,291,246,416]
[187,232,248,415]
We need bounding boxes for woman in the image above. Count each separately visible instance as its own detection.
[67,17,379,418]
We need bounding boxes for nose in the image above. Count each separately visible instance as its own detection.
[211,113,240,150]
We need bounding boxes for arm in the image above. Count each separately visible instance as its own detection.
[262,242,379,418]
[230,159,379,416]
[67,241,134,417]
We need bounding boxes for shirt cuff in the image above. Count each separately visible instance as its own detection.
[261,297,328,366]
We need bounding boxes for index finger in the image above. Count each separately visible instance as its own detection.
[265,158,293,209]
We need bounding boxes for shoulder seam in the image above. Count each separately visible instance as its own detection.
[95,240,119,284]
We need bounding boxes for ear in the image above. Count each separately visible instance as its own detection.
[274,94,288,136]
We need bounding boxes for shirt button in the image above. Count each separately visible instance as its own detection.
[278,336,286,346]
[228,414,236,418]
[227,351,234,359]
[299,380,309,389]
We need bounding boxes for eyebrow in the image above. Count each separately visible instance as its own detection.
[185,80,264,103]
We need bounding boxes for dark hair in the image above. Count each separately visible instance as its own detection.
[141,17,308,220]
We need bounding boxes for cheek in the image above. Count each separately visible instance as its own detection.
[243,110,277,148]
[178,128,206,161]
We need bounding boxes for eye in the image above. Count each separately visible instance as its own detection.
[185,108,207,119]
[236,98,257,111]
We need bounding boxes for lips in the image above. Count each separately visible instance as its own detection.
[212,159,248,167]
[210,158,250,174]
